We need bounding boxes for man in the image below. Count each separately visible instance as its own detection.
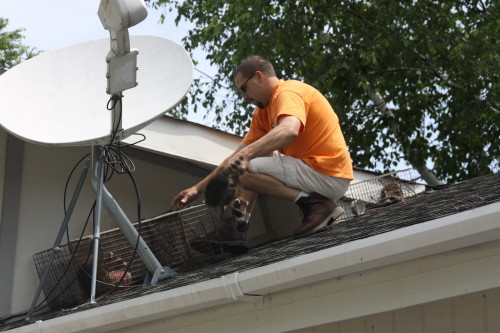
[171,55,353,253]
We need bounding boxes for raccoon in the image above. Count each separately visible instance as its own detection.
[102,270,132,286]
[102,251,128,270]
[204,156,248,231]
[77,251,131,298]
[378,183,405,206]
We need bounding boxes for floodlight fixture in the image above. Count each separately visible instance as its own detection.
[98,0,147,96]
[98,0,148,56]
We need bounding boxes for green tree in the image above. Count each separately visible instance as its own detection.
[149,0,499,184]
[0,18,38,70]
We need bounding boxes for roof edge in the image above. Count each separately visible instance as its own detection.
[239,202,500,294]
[13,202,500,333]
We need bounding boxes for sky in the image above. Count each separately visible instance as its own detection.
[0,1,190,54]
[0,0,217,126]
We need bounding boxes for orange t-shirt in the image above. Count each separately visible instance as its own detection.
[243,80,353,180]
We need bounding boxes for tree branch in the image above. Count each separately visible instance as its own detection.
[411,48,464,90]
[411,47,499,114]
[368,67,425,75]
[368,88,443,186]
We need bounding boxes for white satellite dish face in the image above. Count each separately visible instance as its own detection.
[0,35,193,146]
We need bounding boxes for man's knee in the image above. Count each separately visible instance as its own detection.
[241,172,283,192]
[240,172,260,187]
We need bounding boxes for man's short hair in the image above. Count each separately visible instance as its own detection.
[235,55,276,79]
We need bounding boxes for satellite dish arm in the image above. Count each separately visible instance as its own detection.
[109,27,130,56]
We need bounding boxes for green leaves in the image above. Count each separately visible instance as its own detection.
[0,18,39,70]
[147,0,499,183]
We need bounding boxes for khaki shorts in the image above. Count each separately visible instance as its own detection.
[249,155,350,201]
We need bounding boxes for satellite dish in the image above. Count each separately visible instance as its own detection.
[0,35,193,146]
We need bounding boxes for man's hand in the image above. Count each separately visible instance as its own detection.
[171,186,200,210]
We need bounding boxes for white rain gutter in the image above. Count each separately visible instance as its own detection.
[11,202,500,333]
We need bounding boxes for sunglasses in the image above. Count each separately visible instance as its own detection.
[237,72,256,93]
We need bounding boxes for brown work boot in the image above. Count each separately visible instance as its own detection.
[190,204,249,255]
[293,192,344,238]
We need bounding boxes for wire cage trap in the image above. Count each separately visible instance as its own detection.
[337,168,428,221]
[33,204,224,310]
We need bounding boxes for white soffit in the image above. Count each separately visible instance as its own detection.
[124,117,241,167]
[124,117,381,181]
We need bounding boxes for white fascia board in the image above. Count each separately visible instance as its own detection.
[11,203,500,333]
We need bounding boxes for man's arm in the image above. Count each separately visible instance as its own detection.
[171,115,301,209]
[228,115,302,173]
[170,141,248,209]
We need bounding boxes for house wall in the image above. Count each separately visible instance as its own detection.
[0,128,8,315]
[0,132,24,316]
[7,143,92,315]
[0,127,6,230]
[292,288,500,333]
